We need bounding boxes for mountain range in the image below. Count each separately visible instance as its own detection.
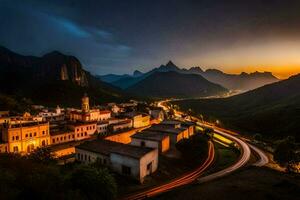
[99,61,279,91]
[0,46,125,107]
[126,71,228,98]
[173,73,300,140]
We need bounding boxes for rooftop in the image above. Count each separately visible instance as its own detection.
[77,139,154,159]
[148,124,186,135]
[131,130,168,141]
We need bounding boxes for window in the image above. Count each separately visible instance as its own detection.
[42,140,46,146]
[25,134,28,138]
[141,141,146,147]
[64,136,66,140]
[86,127,89,130]
[29,133,32,137]
[52,139,55,143]
[122,165,131,175]
[88,156,91,162]
[56,138,59,141]
[77,128,79,132]
[60,137,63,141]
[77,153,80,159]
[85,132,87,136]
[16,136,19,140]
[68,135,71,139]
[12,136,15,141]
[13,146,18,153]
[77,133,79,137]
[81,133,83,137]
[93,125,95,129]
[147,162,153,172]
[34,132,37,136]
[42,131,45,135]
[72,134,75,139]
[84,154,87,161]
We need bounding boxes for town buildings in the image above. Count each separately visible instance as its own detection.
[131,130,170,153]
[69,94,111,122]
[1,121,50,153]
[76,139,158,183]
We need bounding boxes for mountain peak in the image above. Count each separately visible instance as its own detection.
[166,60,176,67]
[133,70,143,77]
[43,51,65,58]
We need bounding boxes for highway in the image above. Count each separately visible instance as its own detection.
[120,100,269,199]
[197,126,251,183]
[121,141,215,200]
[248,143,269,166]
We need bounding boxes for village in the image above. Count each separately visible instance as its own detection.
[0,94,196,184]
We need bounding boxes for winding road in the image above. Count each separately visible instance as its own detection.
[121,141,215,200]
[120,100,269,200]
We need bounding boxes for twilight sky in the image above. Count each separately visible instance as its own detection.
[1,0,300,78]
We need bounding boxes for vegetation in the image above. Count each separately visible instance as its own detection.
[273,136,300,172]
[172,74,300,141]
[0,149,117,200]
[176,134,209,164]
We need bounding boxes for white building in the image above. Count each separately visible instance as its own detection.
[131,130,170,153]
[76,139,158,183]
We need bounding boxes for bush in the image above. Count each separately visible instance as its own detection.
[176,134,209,164]
[70,166,117,200]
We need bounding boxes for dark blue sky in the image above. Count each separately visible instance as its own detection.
[1,0,300,77]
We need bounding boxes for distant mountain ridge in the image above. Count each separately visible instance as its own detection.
[0,46,125,107]
[173,73,300,140]
[99,61,279,91]
[126,71,228,98]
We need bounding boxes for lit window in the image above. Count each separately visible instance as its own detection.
[13,146,18,153]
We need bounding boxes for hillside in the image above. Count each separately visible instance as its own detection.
[0,46,125,107]
[172,74,300,140]
[126,71,228,98]
[102,61,278,91]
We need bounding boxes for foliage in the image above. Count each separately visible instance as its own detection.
[70,166,117,200]
[26,147,56,164]
[0,153,117,200]
[273,136,300,170]
[176,134,209,163]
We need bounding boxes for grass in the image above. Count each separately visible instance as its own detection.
[152,167,300,200]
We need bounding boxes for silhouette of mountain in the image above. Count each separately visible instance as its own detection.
[100,61,279,91]
[173,74,300,140]
[0,46,125,107]
[126,71,228,98]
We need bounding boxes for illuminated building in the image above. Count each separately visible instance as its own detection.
[131,130,170,153]
[1,121,50,154]
[76,139,158,183]
[69,94,111,122]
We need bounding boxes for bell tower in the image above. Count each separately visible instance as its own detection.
[81,93,90,113]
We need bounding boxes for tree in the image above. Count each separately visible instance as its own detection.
[204,128,214,139]
[273,136,299,172]
[27,147,56,164]
[70,166,117,200]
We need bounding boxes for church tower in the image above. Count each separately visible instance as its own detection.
[81,93,90,113]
